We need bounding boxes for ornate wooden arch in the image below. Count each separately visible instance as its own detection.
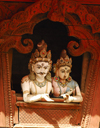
[0,0,100,127]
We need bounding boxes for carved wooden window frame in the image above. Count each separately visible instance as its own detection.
[0,0,100,127]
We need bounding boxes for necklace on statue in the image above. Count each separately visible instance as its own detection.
[54,76,68,88]
[57,80,68,88]
[34,80,47,88]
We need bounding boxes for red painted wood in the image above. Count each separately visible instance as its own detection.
[0,2,32,22]
[88,62,100,128]
[71,0,100,4]
[0,53,6,126]
[1,0,100,4]
[1,0,39,2]
[0,0,100,127]
[16,101,81,109]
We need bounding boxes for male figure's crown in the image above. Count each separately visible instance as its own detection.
[30,40,51,63]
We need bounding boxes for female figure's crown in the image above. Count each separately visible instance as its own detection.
[57,49,72,68]
[53,50,72,73]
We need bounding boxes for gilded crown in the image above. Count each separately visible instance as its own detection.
[53,50,72,73]
[29,40,52,67]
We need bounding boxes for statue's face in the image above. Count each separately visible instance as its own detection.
[32,61,50,78]
[58,66,71,80]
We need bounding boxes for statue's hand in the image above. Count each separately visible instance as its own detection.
[41,93,54,102]
[61,93,69,100]
[64,95,74,103]
[61,94,74,103]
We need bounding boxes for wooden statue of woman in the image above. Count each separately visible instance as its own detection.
[52,50,83,103]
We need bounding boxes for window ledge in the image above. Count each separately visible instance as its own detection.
[16,93,81,110]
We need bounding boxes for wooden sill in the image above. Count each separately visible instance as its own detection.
[16,101,81,110]
[16,93,81,110]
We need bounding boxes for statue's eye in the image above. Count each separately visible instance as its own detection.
[37,66,41,69]
[61,70,65,73]
[44,66,48,69]
[67,70,71,73]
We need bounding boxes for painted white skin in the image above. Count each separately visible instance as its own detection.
[32,62,50,82]
[54,66,83,102]
[21,61,54,103]
[61,86,83,103]
[58,66,71,81]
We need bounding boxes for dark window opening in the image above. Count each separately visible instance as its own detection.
[11,19,83,93]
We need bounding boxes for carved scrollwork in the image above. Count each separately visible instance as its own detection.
[47,0,65,22]
[1,37,34,54]
[60,0,79,14]
[27,2,43,16]
[9,11,29,31]
[22,38,33,46]
[67,39,100,60]
[40,0,52,12]
[0,20,10,38]
[86,14,97,25]
[67,40,86,57]
[0,0,100,39]
[16,38,34,54]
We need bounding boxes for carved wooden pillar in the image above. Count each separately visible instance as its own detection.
[81,52,90,93]
[89,61,100,128]
[0,36,34,127]
[67,26,100,128]
[81,58,100,128]
[0,52,13,127]
[0,53,6,127]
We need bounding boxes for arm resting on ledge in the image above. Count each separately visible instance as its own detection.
[23,93,42,103]
[21,77,54,103]
[62,86,83,103]
[23,93,54,103]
